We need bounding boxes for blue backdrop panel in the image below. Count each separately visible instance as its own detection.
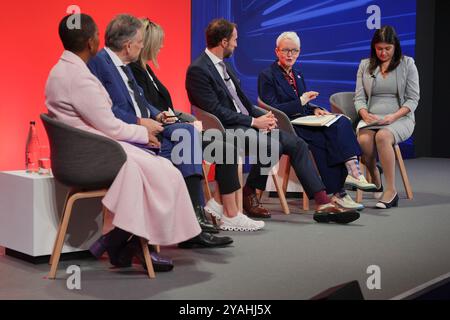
[191,0,417,157]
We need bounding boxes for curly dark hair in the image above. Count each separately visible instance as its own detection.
[58,13,97,53]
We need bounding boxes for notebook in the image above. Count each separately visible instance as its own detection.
[291,114,341,127]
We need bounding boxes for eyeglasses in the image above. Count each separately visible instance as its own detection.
[279,48,300,55]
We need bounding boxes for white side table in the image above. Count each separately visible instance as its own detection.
[0,171,102,262]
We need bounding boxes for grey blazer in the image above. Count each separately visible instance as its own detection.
[354,55,420,123]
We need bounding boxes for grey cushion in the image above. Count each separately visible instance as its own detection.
[40,114,127,190]
[257,97,295,134]
[329,92,358,127]
[191,105,225,133]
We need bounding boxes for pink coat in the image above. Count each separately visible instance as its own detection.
[45,51,201,245]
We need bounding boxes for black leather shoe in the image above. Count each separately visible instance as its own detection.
[195,205,220,234]
[314,203,360,224]
[118,237,174,272]
[178,232,233,249]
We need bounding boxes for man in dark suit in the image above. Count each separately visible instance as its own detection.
[186,18,359,224]
[88,14,233,248]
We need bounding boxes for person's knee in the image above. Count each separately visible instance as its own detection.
[375,130,394,145]
[281,131,307,149]
[357,132,373,146]
[338,116,353,128]
[295,138,309,155]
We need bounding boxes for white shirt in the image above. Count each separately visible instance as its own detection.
[204,48,241,114]
[145,69,160,92]
[204,48,254,125]
[104,47,143,118]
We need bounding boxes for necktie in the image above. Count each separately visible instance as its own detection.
[120,65,149,118]
[218,61,249,116]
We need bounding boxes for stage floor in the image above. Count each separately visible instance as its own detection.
[1,157,450,300]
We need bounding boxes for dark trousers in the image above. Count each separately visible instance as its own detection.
[294,117,362,194]
[226,126,325,197]
[160,122,203,178]
[202,139,240,195]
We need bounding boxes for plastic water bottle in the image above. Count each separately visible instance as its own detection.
[25,121,40,173]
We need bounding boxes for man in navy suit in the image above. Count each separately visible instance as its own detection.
[186,18,359,224]
[88,14,235,248]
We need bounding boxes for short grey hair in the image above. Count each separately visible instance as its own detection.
[276,31,301,48]
[105,14,143,51]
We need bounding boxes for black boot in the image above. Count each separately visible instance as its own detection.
[194,205,220,234]
[118,237,174,272]
[89,228,132,266]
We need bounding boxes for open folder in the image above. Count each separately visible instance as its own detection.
[358,119,387,130]
[291,114,343,127]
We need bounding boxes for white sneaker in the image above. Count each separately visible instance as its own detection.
[220,213,265,232]
[204,198,224,220]
[332,194,364,211]
[345,175,377,191]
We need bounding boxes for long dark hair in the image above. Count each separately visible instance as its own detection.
[368,26,403,75]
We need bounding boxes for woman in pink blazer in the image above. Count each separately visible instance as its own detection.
[45,14,205,270]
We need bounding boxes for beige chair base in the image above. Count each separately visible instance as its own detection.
[48,189,155,279]
[394,145,413,200]
[202,162,213,202]
[281,163,309,211]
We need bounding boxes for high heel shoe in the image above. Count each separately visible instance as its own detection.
[375,193,399,209]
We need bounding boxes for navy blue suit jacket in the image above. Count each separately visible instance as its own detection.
[186,52,264,128]
[87,48,161,124]
[258,62,316,118]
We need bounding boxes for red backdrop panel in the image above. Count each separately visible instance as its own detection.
[0,0,191,170]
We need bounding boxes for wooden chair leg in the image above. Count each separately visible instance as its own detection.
[237,162,243,213]
[211,215,219,226]
[48,194,77,279]
[49,189,77,265]
[394,145,413,200]
[302,191,310,211]
[272,173,290,214]
[202,162,212,201]
[102,206,108,224]
[356,160,365,203]
[140,237,155,279]
[282,158,291,195]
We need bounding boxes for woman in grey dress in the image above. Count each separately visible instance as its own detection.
[354,26,420,209]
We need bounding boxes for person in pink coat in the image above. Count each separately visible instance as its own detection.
[45,14,232,271]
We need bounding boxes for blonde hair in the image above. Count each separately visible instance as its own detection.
[139,18,164,68]
[276,31,301,48]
